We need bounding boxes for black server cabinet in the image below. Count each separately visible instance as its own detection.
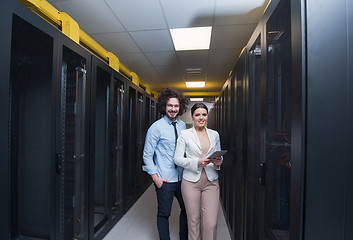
[227,73,236,235]
[123,81,157,213]
[135,91,145,193]
[150,98,156,123]
[58,37,92,240]
[2,1,159,240]
[208,1,293,239]
[89,55,112,238]
[220,82,230,220]
[124,82,145,209]
[143,96,152,186]
[218,92,225,206]
[297,0,353,239]
[142,94,155,188]
[7,11,58,240]
[262,1,292,238]
[125,84,137,209]
[2,1,158,240]
[244,34,262,240]
[0,1,14,236]
[232,55,247,240]
[145,96,151,130]
[111,72,126,222]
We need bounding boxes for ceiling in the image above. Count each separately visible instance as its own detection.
[47,0,270,98]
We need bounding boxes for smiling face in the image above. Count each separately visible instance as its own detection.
[192,107,208,129]
[165,97,180,121]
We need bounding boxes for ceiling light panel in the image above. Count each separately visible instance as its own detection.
[170,26,212,51]
[185,81,205,88]
[190,98,204,102]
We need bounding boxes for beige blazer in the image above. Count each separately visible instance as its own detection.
[174,127,222,182]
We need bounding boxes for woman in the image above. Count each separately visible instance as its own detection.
[174,103,223,240]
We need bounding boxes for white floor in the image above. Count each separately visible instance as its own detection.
[103,184,232,240]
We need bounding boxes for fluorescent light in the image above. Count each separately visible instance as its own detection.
[170,26,212,51]
[185,81,205,88]
[190,98,204,102]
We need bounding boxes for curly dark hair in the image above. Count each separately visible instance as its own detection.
[157,87,189,116]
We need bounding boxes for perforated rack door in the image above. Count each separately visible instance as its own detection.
[111,78,124,218]
[61,46,87,239]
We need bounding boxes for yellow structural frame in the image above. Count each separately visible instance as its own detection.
[17,0,154,96]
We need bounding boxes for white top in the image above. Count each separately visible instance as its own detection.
[174,127,222,182]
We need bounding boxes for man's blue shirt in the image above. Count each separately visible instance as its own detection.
[143,115,186,183]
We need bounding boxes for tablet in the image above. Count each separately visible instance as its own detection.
[206,150,227,159]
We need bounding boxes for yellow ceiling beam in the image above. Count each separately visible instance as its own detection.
[58,12,79,43]
[130,72,140,86]
[79,30,108,62]
[106,52,120,72]
[18,0,61,27]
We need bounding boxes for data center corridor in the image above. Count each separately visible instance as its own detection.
[103,184,231,240]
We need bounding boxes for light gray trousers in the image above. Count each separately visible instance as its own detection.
[181,169,219,240]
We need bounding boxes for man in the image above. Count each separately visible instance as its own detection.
[143,87,189,240]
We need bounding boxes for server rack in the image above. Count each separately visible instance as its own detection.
[244,34,262,240]
[8,12,58,240]
[220,83,229,222]
[58,31,92,240]
[143,95,156,185]
[263,2,292,237]
[89,55,113,238]
[218,91,226,210]
[295,0,353,239]
[1,1,156,239]
[110,72,126,223]
[233,54,247,240]
[124,84,137,209]
[124,81,147,210]
[208,0,293,239]
[135,91,145,193]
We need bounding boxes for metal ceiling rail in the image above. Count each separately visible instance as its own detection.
[17,0,157,97]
